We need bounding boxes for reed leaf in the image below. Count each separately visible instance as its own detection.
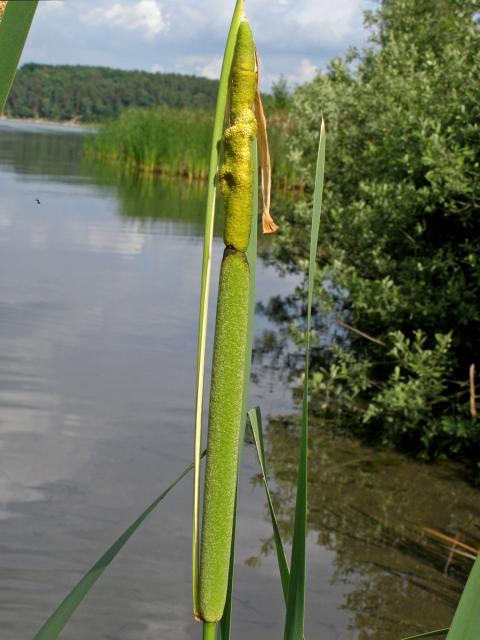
[34,453,205,640]
[219,142,259,640]
[445,552,480,639]
[192,0,245,619]
[284,119,325,640]
[248,406,290,603]
[401,630,449,639]
[0,0,37,113]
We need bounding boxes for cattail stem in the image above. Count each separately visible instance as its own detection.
[203,622,216,640]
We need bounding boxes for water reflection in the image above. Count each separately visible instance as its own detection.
[0,120,296,639]
[0,119,477,640]
[254,415,479,639]
[0,119,85,178]
[84,160,222,237]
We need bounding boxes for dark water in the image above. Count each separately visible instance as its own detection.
[0,120,477,640]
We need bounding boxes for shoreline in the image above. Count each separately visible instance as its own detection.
[0,115,94,129]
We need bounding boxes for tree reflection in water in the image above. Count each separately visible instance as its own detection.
[247,414,479,639]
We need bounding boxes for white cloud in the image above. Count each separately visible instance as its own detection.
[172,54,223,79]
[291,0,362,40]
[82,0,167,40]
[297,58,318,82]
[249,0,365,50]
[42,0,64,11]
[23,0,370,88]
[261,57,317,91]
[196,56,223,80]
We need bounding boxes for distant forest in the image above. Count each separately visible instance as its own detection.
[4,64,219,122]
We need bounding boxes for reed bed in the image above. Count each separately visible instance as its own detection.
[86,107,213,179]
[86,105,299,186]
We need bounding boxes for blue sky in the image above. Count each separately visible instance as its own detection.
[21,0,374,89]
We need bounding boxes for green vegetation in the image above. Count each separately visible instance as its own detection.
[2,1,480,640]
[5,63,218,121]
[191,4,324,638]
[254,414,479,639]
[220,20,257,252]
[199,250,250,623]
[0,1,37,112]
[86,105,296,183]
[32,455,205,640]
[261,0,480,471]
[86,107,213,178]
[198,21,256,627]
[191,3,248,624]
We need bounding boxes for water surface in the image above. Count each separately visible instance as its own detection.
[0,120,476,639]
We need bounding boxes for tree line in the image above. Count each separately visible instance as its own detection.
[4,63,218,121]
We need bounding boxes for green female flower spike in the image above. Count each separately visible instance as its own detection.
[199,248,250,622]
[220,19,257,252]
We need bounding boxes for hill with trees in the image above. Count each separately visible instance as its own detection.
[4,63,218,121]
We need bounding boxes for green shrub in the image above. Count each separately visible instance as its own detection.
[264,0,480,468]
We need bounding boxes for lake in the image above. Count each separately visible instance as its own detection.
[0,120,477,639]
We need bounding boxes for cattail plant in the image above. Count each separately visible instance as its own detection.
[190,2,282,636]
[197,17,259,639]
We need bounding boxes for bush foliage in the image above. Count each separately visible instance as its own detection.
[267,0,480,467]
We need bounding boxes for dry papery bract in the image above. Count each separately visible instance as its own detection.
[0,1,8,22]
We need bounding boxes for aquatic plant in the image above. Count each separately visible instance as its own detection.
[86,104,297,186]
[197,20,256,634]
[86,107,213,179]
[0,0,37,112]
[191,5,324,639]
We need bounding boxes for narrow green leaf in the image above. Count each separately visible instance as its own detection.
[219,142,259,640]
[248,406,290,603]
[0,0,38,113]
[284,119,326,640]
[192,0,245,619]
[446,552,480,639]
[34,453,205,640]
[401,630,449,640]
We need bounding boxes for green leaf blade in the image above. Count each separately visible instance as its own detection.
[248,406,290,604]
[401,629,449,640]
[34,454,204,640]
[446,552,480,640]
[284,119,325,640]
[0,0,38,113]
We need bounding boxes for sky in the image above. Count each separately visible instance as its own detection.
[21,0,375,89]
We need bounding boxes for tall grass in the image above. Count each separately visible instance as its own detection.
[86,107,213,179]
[86,105,300,186]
